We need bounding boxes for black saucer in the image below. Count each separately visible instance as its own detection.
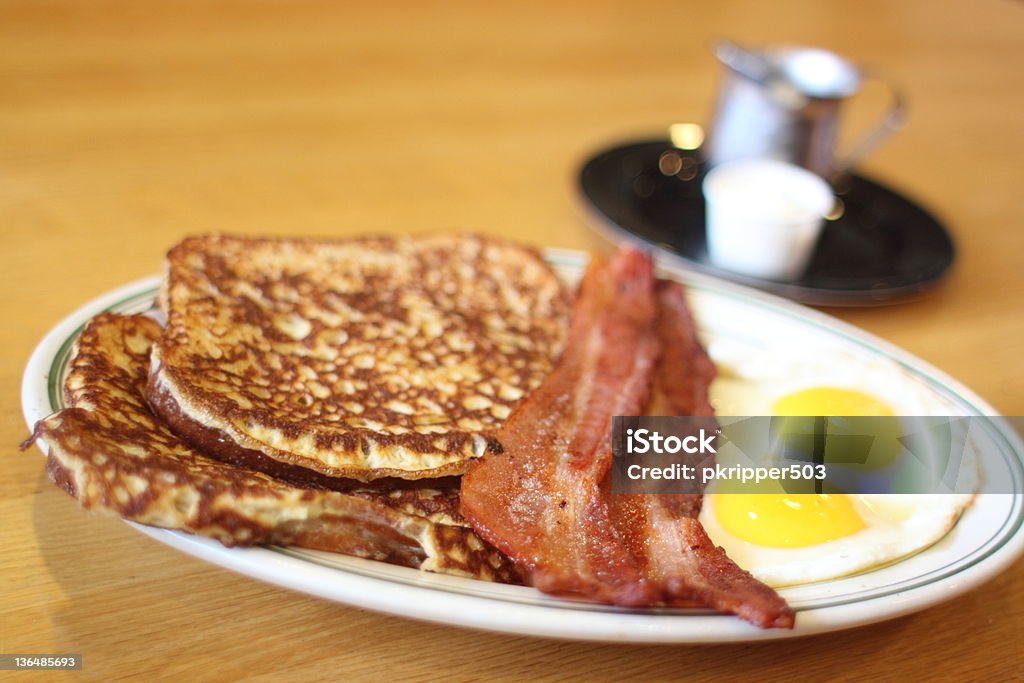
[577,140,955,306]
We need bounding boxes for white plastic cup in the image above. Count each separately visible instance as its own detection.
[702,159,834,281]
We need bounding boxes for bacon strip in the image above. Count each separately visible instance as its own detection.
[460,248,661,605]
[646,280,718,419]
[607,494,795,627]
[606,280,795,628]
[460,250,794,628]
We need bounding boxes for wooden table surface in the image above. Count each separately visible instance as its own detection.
[2,1,1022,680]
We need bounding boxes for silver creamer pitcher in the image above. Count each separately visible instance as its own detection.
[706,41,905,180]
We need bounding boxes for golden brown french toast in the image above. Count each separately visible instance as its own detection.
[149,234,570,482]
[26,313,518,582]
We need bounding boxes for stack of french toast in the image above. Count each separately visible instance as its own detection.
[29,234,571,582]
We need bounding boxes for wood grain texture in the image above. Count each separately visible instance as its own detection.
[2,1,1021,680]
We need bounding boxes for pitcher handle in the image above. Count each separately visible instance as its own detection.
[831,69,906,180]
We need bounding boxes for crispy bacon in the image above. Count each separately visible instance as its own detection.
[460,248,661,605]
[606,281,795,628]
[606,494,795,628]
[646,280,718,419]
[461,249,795,628]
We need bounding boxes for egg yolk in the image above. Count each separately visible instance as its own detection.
[771,385,902,469]
[712,388,890,547]
[714,494,865,547]
[772,387,894,416]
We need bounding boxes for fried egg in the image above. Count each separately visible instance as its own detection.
[699,340,976,586]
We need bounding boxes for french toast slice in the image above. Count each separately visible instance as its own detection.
[149,234,570,482]
[26,313,518,582]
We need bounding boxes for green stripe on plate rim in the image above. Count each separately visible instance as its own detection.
[44,252,1024,615]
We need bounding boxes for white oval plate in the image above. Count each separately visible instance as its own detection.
[21,249,1024,643]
